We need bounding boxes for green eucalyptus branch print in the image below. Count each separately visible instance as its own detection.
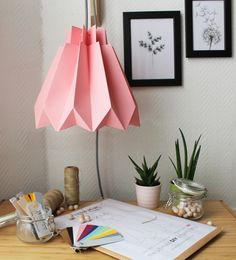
[139,31,165,67]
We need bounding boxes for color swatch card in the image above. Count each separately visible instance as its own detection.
[73,224,124,248]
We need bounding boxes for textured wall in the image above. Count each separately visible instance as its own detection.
[41,0,236,209]
[0,0,47,200]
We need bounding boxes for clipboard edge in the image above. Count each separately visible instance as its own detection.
[94,226,222,260]
[175,226,222,260]
[94,246,132,260]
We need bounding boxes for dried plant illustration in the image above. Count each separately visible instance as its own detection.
[203,27,221,50]
[195,1,221,50]
[139,31,165,66]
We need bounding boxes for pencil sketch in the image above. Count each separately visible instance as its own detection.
[194,1,222,50]
[129,15,177,81]
[138,31,165,66]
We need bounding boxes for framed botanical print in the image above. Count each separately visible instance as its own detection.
[185,0,232,57]
[123,11,182,86]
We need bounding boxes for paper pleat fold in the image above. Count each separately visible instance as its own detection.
[35,26,140,131]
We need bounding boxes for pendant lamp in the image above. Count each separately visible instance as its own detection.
[34,0,140,198]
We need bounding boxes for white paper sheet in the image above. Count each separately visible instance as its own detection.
[55,199,217,260]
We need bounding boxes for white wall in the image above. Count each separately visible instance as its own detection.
[1,0,236,209]
[0,0,47,200]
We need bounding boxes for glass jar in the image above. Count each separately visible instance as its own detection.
[16,208,56,243]
[167,178,207,220]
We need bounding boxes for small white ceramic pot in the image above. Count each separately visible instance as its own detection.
[135,184,161,209]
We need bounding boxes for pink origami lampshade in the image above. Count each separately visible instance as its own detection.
[35,25,140,132]
[34,22,140,199]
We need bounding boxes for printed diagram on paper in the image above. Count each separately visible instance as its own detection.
[55,199,217,260]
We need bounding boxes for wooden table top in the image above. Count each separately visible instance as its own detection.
[0,200,236,259]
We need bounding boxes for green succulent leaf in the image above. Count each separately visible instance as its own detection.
[170,130,202,181]
[188,145,201,180]
[169,156,181,178]
[128,156,143,172]
[135,167,146,181]
[175,139,182,178]
[150,155,161,173]
[135,177,144,186]
[142,156,149,176]
[186,135,201,180]
[179,129,188,179]
[129,155,161,186]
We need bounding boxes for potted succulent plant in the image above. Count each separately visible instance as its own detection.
[169,129,202,192]
[128,155,162,209]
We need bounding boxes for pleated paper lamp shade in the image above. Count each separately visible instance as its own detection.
[35,26,140,132]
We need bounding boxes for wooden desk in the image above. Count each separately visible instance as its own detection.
[0,200,236,259]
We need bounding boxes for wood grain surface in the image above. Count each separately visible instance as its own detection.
[0,200,236,259]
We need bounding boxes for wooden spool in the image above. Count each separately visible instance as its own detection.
[64,166,80,206]
[43,189,64,212]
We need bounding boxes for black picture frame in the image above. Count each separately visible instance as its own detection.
[185,0,232,57]
[123,11,182,87]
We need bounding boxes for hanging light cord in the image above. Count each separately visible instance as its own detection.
[85,0,88,29]
[96,130,104,198]
[84,0,104,199]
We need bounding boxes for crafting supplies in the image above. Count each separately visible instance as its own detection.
[59,224,124,250]
[43,189,64,213]
[16,195,30,215]
[8,191,56,243]
[64,166,80,207]
[56,206,65,216]
[60,227,74,246]
[77,213,91,224]
[15,192,24,200]
[68,205,74,211]
[73,204,79,210]
[26,202,51,238]
[9,197,25,217]
[167,178,207,219]
[16,208,55,243]
[78,214,85,224]
[68,214,74,220]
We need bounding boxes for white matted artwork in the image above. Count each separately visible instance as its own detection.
[185,0,232,57]
[123,11,182,86]
[193,1,225,51]
[131,18,174,80]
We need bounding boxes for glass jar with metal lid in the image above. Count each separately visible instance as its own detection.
[0,207,56,243]
[166,178,207,220]
[16,207,56,243]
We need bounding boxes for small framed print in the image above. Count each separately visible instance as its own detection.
[185,0,232,57]
[123,11,182,87]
